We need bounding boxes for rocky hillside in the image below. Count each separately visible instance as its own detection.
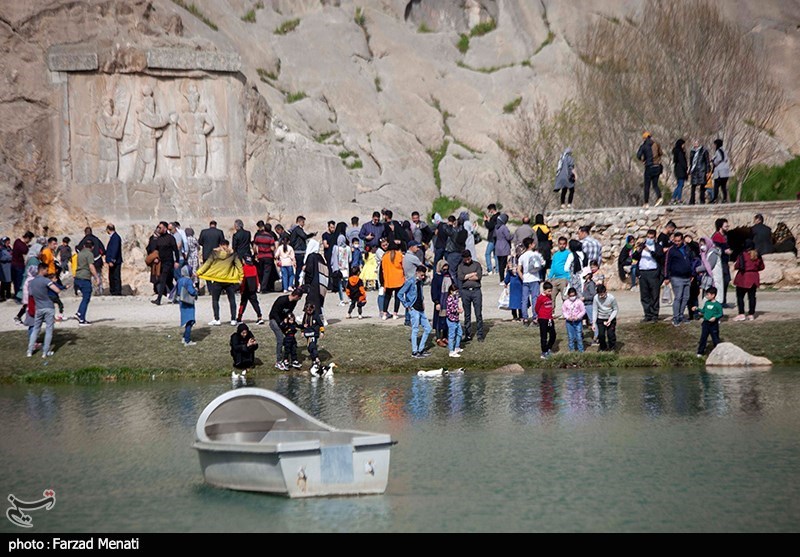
[1,0,798,232]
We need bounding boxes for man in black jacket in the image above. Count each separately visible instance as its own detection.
[268,289,303,371]
[289,216,315,287]
[483,204,499,275]
[751,214,774,255]
[232,219,252,261]
[151,221,180,306]
[381,210,405,251]
[198,221,225,262]
[77,227,106,277]
[636,132,663,207]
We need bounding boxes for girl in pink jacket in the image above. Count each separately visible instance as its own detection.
[561,287,586,352]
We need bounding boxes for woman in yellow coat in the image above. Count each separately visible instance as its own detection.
[196,239,243,326]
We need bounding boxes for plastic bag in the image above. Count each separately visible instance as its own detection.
[498,286,510,310]
[660,283,674,305]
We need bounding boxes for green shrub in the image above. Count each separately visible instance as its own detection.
[241,9,256,23]
[275,18,300,35]
[736,156,800,202]
[503,97,522,114]
[427,140,449,191]
[285,91,307,103]
[417,22,433,33]
[470,19,496,37]
[457,34,470,54]
[354,6,366,27]
[171,0,217,31]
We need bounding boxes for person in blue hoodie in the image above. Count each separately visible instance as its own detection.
[398,265,432,359]
[663,232,697,327]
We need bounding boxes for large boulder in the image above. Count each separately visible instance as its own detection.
[494,363,525,373]
[706,342,772,368]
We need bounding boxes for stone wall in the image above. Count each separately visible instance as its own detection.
[543,201,800,290]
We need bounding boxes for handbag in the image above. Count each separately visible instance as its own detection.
[473,230,482,245]
[660,283,674,305]
[179,285,195,305]
[498,286,510,310]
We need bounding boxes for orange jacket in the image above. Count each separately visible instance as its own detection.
[382,250,405,289]
[346,275,367,303]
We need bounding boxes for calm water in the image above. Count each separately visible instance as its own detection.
[1,369,799,533]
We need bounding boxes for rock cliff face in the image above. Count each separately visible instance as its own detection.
[1,0,799,233]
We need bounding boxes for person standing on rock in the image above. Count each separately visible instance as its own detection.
[289,216,315,288]
[632,230,662,323]
[751,214,774,255]
[671,139,688,205]
[554,147,576,209]
[688,139,711,205]
[663,232,696,327]
[711,139,731,204]
[198,220,225,263]
[483,204,499,276]
[733,239,764,321]
[197,239,242,325]
[232,219,252,261]
[637,132,664,207]
[105,223,123,296]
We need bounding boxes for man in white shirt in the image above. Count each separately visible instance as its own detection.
[517,237,545,326]
[633,229,663,322]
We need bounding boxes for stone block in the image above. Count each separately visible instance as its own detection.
[706,343,772,367]
[47,47,98,71]
[759,262,784,285]
[145,48,241,72]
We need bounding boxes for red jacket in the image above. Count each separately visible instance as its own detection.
[241,262,260,293]
[733,252,764,289]
[534,294,554,320]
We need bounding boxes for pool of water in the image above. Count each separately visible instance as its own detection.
[1,369,799,532]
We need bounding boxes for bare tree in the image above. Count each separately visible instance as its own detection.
[576,0,783,203]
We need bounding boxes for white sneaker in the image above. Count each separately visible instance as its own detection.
[381,314,388,321]
[230,320,238,326]
[449,351,461,358]
[346,314,352,319]
[208,319,221,326]
[393,314,400,320]
[358,314,363,319]
[322,319,329,327]
[456,347,464,354]
[26,351,32,358]
[183,341,197,346]
[654,198,664,207]
[42,351,54,358]
[338,300,347,306]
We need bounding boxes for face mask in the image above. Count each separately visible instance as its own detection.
[700,245,707,252]
[568,296,577,301]
[646,239,655,247]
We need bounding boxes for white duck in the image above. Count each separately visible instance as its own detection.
[310,362,336,378]
[231,369,247,389]
[417,368,465,377]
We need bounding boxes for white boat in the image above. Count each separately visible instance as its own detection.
[193,388,394,498]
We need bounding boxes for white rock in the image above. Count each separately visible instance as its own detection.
[705,342,772,368]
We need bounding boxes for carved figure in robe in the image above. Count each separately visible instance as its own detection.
[96,97,124,182]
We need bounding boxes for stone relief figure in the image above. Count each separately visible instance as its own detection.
[132,85,168,182]
[180,84,214,177]
[95,97,124,182]
[162,112,181,159]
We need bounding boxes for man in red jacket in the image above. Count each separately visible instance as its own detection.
[11,231,34,299]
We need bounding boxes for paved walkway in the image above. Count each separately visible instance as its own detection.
[2,280,798,332]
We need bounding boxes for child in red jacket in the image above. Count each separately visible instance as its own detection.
[534,282,556,359]
[237,255,264,324]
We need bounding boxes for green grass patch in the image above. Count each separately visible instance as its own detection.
[457,60,515,73]
[427,139,450,191]
[417,22,433,33]
[256,67,279,82]
[533,31,555,55]
[503,96,522,114]
[346,160,363,170]
[736,156,800,202]
[274,18,300,35]
[285,91,307,104]
[354,6,366,27]
[430,196,463,220]
[521,59,531,67]
[171,0,218,31]
[457,33,470,54]
[314,131,336,143]
[241,9,256,23]
[470,19,497,37]
[1,319,799,382]
[338,149,359,159]
[452,138,478,154]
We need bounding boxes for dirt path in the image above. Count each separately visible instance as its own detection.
[2,280,798,333]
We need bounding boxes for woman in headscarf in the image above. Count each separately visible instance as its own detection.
[184,228,199,287]
[532,214,552,280]
[772,222,797,256]
[460,211,476,262]
[0,236,12,302]
[733,239,764,321]
[493,214,513,282]
[564,239,588,294]
[697,237,723,298]
[230,323,259,371]
[176,265,198,346]
[301,239,329,325]
[554,147,576,208]
[431,259,452,346]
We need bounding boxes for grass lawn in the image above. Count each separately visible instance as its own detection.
[1,319,798,384]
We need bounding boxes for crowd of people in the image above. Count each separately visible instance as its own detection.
[2,202,794,366]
